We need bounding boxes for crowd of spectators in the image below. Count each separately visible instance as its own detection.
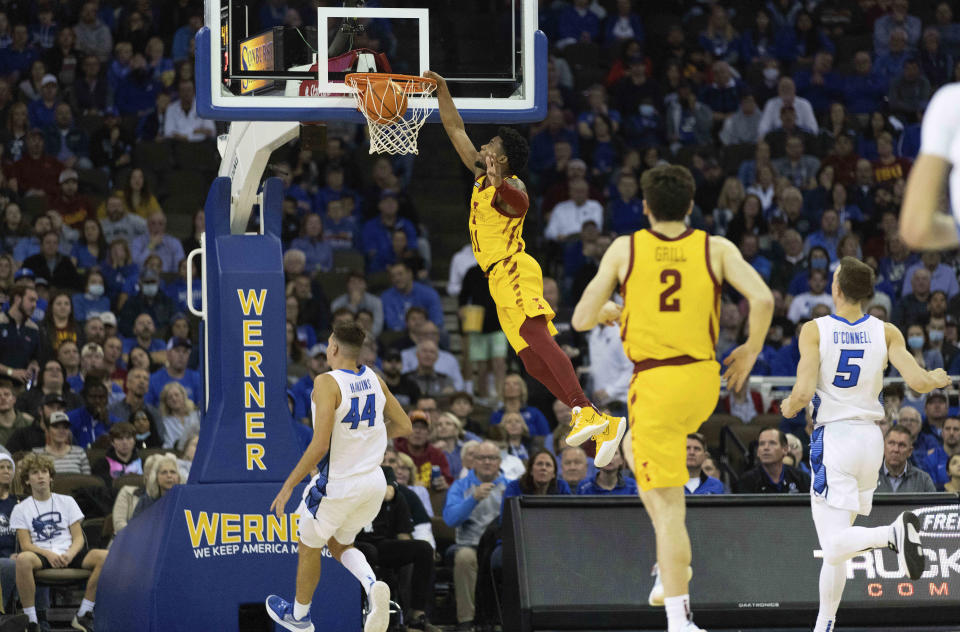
[2,0,960,629]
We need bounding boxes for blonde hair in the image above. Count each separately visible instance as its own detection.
[159,382,195,417]
[431,412,463,441]
[394,452,416,482]
[504,374,529,405]
[145,452,180,498]
[717,177,745,211]
[501,411,530,439]
[17,453,55,494]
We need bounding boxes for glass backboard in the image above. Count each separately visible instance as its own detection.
[197,0,546,123]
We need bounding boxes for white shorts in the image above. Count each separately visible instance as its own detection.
[810,420,884,515]
[296,468,386,548]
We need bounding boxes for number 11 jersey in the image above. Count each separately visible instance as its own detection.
[313,365,387,480]
[619,228,720,366]
[812,315,887,426]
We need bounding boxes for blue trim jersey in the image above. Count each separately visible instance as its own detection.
[811,315,887,426]
[314,366,388,481]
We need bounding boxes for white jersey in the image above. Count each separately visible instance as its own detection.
[919,83,960,225]
[812,315,886,426]
[313,365,388,481]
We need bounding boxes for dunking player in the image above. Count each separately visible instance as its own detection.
[571,165,773,632]
[425,70,624,466]
[780,256,946,632]
[266,322,413,632]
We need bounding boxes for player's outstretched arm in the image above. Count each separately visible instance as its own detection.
[571,236,630,331]
[780,321,820,418]
[900,86,960,250]
[423,70,480,174]
[377,374,413,440]
[269,374,338,518]
[713,236,774,392]
[885,322,952,393]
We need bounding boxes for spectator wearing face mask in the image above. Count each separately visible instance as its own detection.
[71,270,109,323]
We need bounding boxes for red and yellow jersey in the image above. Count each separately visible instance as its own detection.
[468,175,526,272]
[619,228,721,365]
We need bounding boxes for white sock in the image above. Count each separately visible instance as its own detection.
[664,594,691,632]
[77,598,95,617]
[293,600,310,620]
[24,606,36,623]
[339,547,377,595]
[814,560,846,632]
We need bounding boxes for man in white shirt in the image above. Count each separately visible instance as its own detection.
[787,269,835,323]
[446,244,477,297]
[757,77,819,138]
[162,79,216,142]
[587,321,632,405]
[545,178,603,241]
[12,453,108,632]
[900,83,960,250]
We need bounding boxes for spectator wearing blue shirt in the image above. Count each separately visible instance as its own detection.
[163,258,202,315]
[842,52,889,115]
[558,445,595,492]
[312,165,360,215]
[0,25,38,83]
[27,74,60,129]
[489,374,552,438]
[113,54,161,116]
[900,252,960,299]
[898,404,948,488]
[698,61,743,119]
[874,29,911,85]
[360,193,418,273]
[803,209,843,261]
[874,0,921,57]
[172,12,202,63]
[603,2,643,48]
[121,312,165,359]
[68,379,117,449]
[740,234,772,283]
[684,434,725,495]
[607,172,646,235]
[773,12,834,65]
[555,0,600,49]
[145,337,202,407]
[577,448,637,495]
[528,106,579,175]
[793,52,841,115]
[322,199,359,251]
[500,450,571,517]
[698,6,740,65]
[106,41,133,92]
[576,85,621,138]
[71,270,110,323]
[289,213,333,274]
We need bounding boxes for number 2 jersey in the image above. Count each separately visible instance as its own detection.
[619,228,720,366]
[312,365,387,480]
[812,315,886,426]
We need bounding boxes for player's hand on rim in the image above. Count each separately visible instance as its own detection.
[722,343,759,394]
[422,70,445,89]
[269,485,293,519]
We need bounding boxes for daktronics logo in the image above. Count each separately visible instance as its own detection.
[829,505,960,599]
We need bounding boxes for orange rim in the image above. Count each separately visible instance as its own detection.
[345,72,437,94]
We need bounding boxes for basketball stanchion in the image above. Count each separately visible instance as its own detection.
[345,73,437,155]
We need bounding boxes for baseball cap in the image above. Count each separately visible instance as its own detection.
[308,343,327,358]
[48,411,71,426]
[410,410,430,427]
[59,169,79,184]
[103,106,119,117]
[13,268,34,280]
[40,74,57,87]
[99,311,117,327]
[43,392,66,407]
[34,276,48,286]
[927,389,947,402]
[382,349,402,362]
[167,336,192,350]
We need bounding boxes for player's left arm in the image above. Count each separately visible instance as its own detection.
[376,374,413,439]
[269,374,339,518]
[780,321,821,418]
[486,157,528,218]
[571,235,630,331]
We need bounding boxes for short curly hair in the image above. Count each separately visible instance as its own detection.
[498,126,529,174]
[18,453,55,492]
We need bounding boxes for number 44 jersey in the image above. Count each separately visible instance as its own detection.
[312,365,388,480]
[619,229,720,366]
[812,315,887,425]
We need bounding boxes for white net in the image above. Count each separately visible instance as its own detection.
[345,73,437,155]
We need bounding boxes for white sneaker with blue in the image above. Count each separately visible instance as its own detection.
[265,595,314,632]
[363,581,391,632]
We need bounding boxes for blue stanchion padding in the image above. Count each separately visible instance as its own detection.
[191,177,303,484]
[96,483,361,632]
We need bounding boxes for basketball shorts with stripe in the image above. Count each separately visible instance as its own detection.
[810,420,884,515]
[296,467,386,548]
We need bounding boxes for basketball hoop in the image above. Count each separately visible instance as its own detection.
[345,73,437,155]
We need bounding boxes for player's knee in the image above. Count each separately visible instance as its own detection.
[15,553,37,571]
[326,539,347,561]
